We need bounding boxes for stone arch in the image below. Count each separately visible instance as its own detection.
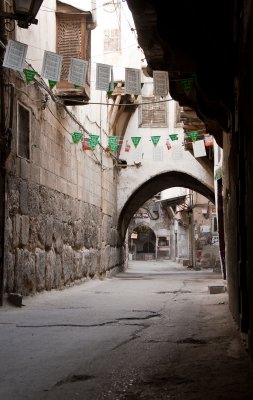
[118,171,215,241]
[128,224,156,259]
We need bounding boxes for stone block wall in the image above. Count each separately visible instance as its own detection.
[5,175,123,296]
[4,78,124,297]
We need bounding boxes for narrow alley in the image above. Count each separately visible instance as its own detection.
[1,260,253,400]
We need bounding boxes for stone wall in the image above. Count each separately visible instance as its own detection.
[5,176,122,296]
[4,77,124,297]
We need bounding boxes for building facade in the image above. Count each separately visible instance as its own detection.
[1,0,218,299]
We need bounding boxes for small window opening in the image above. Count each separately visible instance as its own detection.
[17,103,30,160]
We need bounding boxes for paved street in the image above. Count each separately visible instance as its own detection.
[1,260,253,400]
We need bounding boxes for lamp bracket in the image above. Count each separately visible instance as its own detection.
[0,12,38,28]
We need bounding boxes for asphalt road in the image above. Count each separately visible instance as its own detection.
[1,260,253,400]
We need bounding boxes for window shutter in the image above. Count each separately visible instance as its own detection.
[55,4,91,104]
[140,97,167,127]
[57,14,85,81]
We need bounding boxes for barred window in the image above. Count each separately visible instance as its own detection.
[139,96,167,127]
[104,29,121,52]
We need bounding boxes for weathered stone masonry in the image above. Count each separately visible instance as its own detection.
[5,175,123,296]
[4,80,124,297]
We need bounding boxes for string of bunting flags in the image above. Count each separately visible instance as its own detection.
[71,129,213,158]
[1,38,195,94]
[2,39,212,160]
[3,39,196,99]
[2,39,170,97]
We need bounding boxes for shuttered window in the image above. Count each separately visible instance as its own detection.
[139,96,167,127]
[104,29,121,52]
[57,13,90,82]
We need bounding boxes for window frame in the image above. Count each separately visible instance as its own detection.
[139,96,167,128]
[55,3,92,95]
[17,102,31,161]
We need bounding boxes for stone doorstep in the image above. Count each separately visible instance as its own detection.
[176,258,189,266]
[208,285,226,294]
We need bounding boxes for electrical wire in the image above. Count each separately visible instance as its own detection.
[2,33,209,167]
[40,1,114,14]
[55,97,174,106]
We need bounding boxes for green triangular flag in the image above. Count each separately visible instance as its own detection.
[23,68,36,82]
[89,134,99,149]
[108,136,119,152]
[181,78,194,94]
[169,134,178,141]
[108,136,118,144]
[187,131,199,142]
[109,143,119,152]
[72,131,84,144]
[151,136,161,146]
[48,80,57,89]
[131,137,141,148]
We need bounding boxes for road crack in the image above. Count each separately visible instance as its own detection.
[16,311,161,328]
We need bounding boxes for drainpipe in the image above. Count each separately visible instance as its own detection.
[0,0,6,305]
[155,235,158,260]
[91,0,97,29]
[188,210,194,267]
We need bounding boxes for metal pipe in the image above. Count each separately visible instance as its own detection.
[91,0,97,28]
[0,0,6,306]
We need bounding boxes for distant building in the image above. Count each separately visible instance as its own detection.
[128,188,220,271]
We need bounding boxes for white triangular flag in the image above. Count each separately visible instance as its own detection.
[132,146,143,163]
[96,63,112,91]
[68,58,88,87]
[192,140,206,158]
[153,70,169,96]
[3,40,28,71]
[153,146,164,162]
[41,51,63,82]
[125,68,141,95]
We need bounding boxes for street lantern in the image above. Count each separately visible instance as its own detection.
[0,0,44,28]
